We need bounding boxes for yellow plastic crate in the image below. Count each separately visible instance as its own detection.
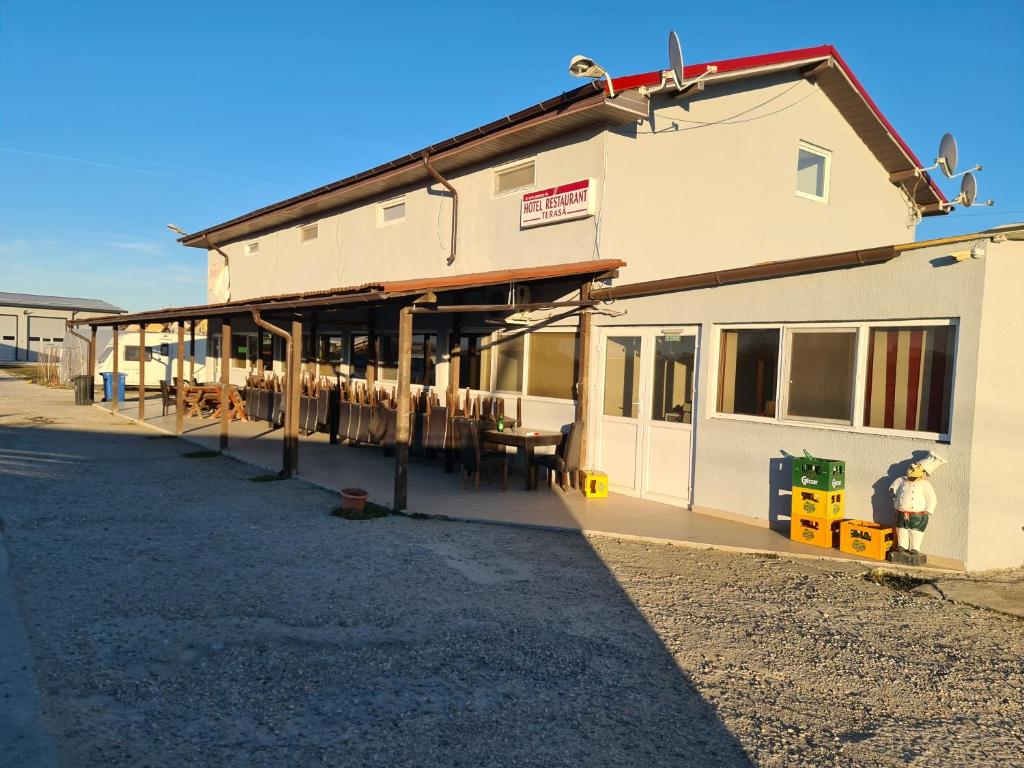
[581,470,608,499]
[839,520,895,561]
[790,510,842,549]
[791,488,844,521]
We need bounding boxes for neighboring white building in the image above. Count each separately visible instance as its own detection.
[0,292,124,362]
[81,46,1023,570]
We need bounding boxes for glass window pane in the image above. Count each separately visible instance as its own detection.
[652,335,695,423]
[378,334,398,381]
[231,333,253,369]
[457,334,491,390]
[409,334,436,386]
[864,325,954,433]
[603,336,642,418]
[124,346,140,362]
[784,330,856,423]
[527,332,578,400]
[494,333,524,392]
[797,148,827,198]
[717,329,779,417]
[350,335,368,379]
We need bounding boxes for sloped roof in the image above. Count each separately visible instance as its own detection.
[180,45,948,249]
[0,292,125,313]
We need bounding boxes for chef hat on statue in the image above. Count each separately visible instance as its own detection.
[917,452,947,476]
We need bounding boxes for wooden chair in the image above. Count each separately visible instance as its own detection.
[160,380,176,417]
[455,418,507,491]
[534,421,583,491]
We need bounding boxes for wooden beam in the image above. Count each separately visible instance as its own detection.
[188,321,195,382]
[394,306,413,510]
[444,314,461,474]
[410,301,596,315]
[88,326,97,403]
[288,318,302,474]
[889,169,921,184]
[575,284,592,477]
[138,325,146,421]
[175,322,185,434]
[219,317,231,451]
[111,325,120,414]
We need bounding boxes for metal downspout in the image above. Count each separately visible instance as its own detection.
[422,151,458,266]
[251,310,295,475]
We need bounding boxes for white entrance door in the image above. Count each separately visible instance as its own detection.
[597,327,698,507]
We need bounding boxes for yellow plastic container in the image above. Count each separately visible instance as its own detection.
[581,470,608,499]
[839,520,895,561]
[790,510,842,549]
[791,488,844,521]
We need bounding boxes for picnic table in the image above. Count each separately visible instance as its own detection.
[181,384,248,422]
[481,427,563,490]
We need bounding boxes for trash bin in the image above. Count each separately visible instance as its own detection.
[72,374,94,405]
[100,372,126,402]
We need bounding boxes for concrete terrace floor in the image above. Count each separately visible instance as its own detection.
[101,392,885,566]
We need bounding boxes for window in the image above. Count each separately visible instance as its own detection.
[299,223,319,243]
[375,334,436,384]
[455,335,492,391]
[493,333,525,392]
[245,240,260,256]
[494,160,535,196]
[124,346,154,362]
[652,335,695,423]
[864,325,954,434]
[53,337,64,343]
[796,142,830,202]
[350,335,368,379]
[378,198,406,226]
[782,329,857,424]
[603,336,642,418]
[527,331,578,400]
[159,343,170,357]
[231,333,256,369]
[717,329,779,417]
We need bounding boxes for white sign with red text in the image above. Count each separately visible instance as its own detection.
[520,179,597,228]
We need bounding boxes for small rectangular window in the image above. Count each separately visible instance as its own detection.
[378,199,406,226]
[159,343,170,356]
[2,336,13,341]
[299,223,319,243]
[494,160,535,195]
[796,142,830,201]
[124,346,153,362]
[245,240,260,256]
[783,329,857,424]
[717,329,779,417]
[527,331,578,400]
[864,325,955,434]
[493,333,524,392]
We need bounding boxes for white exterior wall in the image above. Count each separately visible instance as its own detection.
[589,241,992,570]
[600,72,914,283]
[966,239,1024,570]
[0,306,114,363]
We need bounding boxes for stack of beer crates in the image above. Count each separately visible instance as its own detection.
[789,453,845,548]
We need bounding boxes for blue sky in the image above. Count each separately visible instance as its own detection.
[1,0,1021,311]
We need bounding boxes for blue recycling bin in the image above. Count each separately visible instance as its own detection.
[100,372,126,402]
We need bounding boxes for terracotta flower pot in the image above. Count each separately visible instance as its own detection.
[340,487,369,513]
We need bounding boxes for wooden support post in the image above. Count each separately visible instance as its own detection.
[394,306,413,510]
[219,317,231,451]
[257,328,265,376]
[189,321,196,382]
[138,325,146,421]
[575,284,593,478]
[111,325,120,414]
[366,310,377,387]
[88,326,97,402]
[444,315,461,473]
[175,322,185,434]
[288,318,302,474]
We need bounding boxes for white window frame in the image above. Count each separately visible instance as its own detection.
[377,197,406,227]
[486,326,580,404]
[298,222,319,243]
[492,158,536,198]
[779,326,860,426]
[709,319,958,441]
[245,240,260,257]
[795,141,831,203]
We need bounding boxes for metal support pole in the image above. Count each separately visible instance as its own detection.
[138,325,146,421]
[219,317,231,451]
[111,325,120,414]
[394,306,413,510]
[176,322,185,434]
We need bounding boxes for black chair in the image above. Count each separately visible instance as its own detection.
[534,421,582,491]
[455,418,507,491]
[160,380,175,417]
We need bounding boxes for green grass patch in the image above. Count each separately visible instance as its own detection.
[864,570,934,592]
[182,450,220,459]
[250,473,288,483]
[331,501,395,521]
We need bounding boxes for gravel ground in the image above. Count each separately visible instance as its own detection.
[1,373,1023,767]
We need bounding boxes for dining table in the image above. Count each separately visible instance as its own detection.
[481,426,564,490]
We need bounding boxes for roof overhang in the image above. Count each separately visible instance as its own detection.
[181,87,649,248]
[79,258,625,327]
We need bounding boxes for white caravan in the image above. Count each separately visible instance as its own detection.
[95,331,207,388]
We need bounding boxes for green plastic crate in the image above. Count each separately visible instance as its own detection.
[791,453,845,491]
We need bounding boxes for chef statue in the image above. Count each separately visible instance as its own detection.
[889,452,946,557]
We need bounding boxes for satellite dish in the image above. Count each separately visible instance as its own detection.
[937,133,958,179]
[213,265,231,302]
[960,172,977,207]
[668,30,684,90]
